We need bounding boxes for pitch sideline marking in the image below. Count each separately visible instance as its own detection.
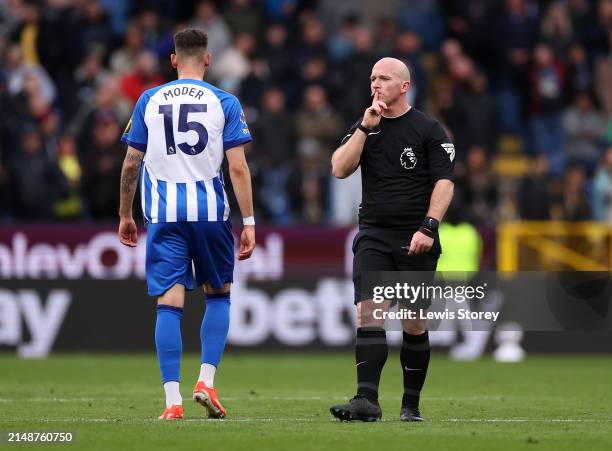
[1,418,611,424]
[0,395,548,403]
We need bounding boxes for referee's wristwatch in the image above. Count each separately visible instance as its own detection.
[357,123,374,134]
[419,216,439,238]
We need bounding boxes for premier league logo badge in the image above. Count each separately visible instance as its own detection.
[400,147,417,170]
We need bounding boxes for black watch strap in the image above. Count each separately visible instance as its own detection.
[357,123,373,134]
[418,226,435,238]
[422,216,439,231]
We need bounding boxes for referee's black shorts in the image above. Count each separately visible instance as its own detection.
[352,226,441,304]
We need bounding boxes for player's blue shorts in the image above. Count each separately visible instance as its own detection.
[145,220,234,297]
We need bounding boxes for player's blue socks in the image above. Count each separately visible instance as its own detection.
[155,305,183,384]
[201,293,231,367]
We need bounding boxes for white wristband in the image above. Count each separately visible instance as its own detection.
[243,216,255,226]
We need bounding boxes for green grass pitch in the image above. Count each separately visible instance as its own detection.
[0,353,611,450]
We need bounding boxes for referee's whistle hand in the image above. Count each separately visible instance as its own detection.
[118,217,138,247]
[407,231,433,255]
[362,92,387,129]
[238,226,256,260]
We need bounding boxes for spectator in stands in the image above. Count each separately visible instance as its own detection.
[73,49,109,114]
[568,0,596,46]
[263,0,298,23]
[9,124,67,218]
[443,0,496,72]
[210,32,256,93]
[295,85,343,164]
[250,87,298,224]
[554,164,592,220]
[566,42,593,100]
[75,0,114,59]
[53,133,82,219]
[592,146,612,221]
[39,107,61,158]
[295,15,327,65]
[494,0,539,133]
[393,30,426,108]
[518,154,553,220]
[238,57,270,108]
[456,145,498,226]
[110,23,145,76]
[0,160,7,218]
[73,75,130,155]
[440,38,464,72]
[10,0,51,68]
[0,66,8,215]
[590,0,612,55]
[81,114,122,218]
[0,0,610,226]
[425,75,455,125]
[373,16,396,57]
[137,8,175,62]
[447,70,499,162]
[562,91,606,171]
[262,22,293,90]
[528,42,566,175]
[119,50,164,105]
[541,1,574,58]
[337,26,375,120]
[397,0,444,51]
[299,139,327,224]
[317,0,361,35]
[6,45,56,106]
[0,0,20,35]
[224,0,263,38]
[327,15,359,62]
[300,53,328,85]
[191,0,231,58]
[594,29,612,118]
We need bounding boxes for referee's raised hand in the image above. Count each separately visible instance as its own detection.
[361,91,387,129]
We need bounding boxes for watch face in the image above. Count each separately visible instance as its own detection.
[424,218,438,229]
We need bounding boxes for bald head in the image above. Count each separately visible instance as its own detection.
[369,57,411,112]
[373,57,411,83]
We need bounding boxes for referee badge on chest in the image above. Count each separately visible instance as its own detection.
[400,146,417,170]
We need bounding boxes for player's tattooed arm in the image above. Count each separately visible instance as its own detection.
[120,149,144,193]
[118,147,144,247]
[120,150,144,192]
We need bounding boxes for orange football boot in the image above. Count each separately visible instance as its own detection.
[158,404,184,420]
[192,381,227,418]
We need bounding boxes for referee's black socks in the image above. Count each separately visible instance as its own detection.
[355,328,388,404]
[400,330,430,408]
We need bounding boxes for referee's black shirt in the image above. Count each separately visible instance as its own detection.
[341,107,455,230]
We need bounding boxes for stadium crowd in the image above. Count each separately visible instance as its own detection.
[0,0,611,225]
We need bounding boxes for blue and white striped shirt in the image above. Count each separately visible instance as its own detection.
[121,78,252,223]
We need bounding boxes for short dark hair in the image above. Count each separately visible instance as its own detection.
[174,28,208,57]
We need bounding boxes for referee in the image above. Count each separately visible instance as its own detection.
[329,58,455,422]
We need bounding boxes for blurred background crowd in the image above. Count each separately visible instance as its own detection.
[0,0,611,226]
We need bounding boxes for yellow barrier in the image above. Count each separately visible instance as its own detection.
[497,221,612,271]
